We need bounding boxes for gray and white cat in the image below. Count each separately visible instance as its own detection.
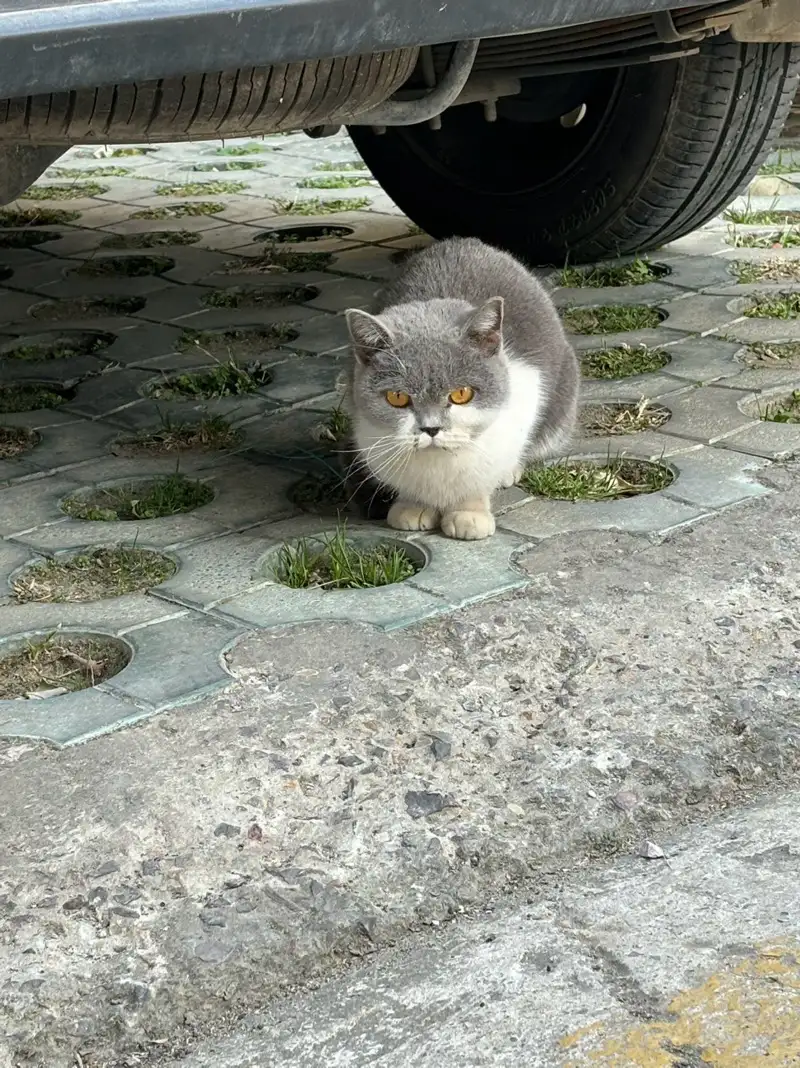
[345,237,579,540]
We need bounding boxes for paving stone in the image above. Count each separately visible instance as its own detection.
[716,316,800,344]
[655,254,736,291]
[569,428,702,461]
[403,529,531,608]
[0,472,83,538]
[328,245,399,281]
[306,275,383,313]
[658,294,746,334]
[655,336,744,383]
[578,376,692,403]
[660,446,772,509]
[656,386,758,443]
[552,281,682,308]
[152,526,276,609]
[264,353,345,407]
[17,417,117,476]
[0,685,149,747]
[709,364,800,392]
[721,418,800,459]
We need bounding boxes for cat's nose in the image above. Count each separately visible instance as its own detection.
[420,426,440,437]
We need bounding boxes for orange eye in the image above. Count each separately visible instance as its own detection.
[385,390,411,408]
[448,387,475,405]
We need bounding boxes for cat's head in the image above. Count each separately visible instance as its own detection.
[346,297,510,452]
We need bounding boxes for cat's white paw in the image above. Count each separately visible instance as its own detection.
[498,466,524,489]
[440,509,496,541]
[387,501,440,531]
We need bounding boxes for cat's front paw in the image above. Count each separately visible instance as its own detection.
[387,500,440,532]
[440,509,496,541]
[498,466,524,489]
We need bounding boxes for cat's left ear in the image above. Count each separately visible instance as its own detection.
[465,297,504,357]
[346,309,393,365]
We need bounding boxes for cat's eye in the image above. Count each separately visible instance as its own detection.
[385,390,411,408]
[448,387,475,405]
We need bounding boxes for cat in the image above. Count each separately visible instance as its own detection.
[344,237,579,539]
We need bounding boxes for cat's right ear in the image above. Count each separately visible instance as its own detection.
[345,309,393,366]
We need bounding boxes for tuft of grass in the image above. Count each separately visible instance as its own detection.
[101,230,200,248]
[761,390,800,423]
[726,227,800,249]
[155,181,247,197]
[557,259,664,288]
[581,344,669,379]
[314,160,368,172]
[30,295,146,321]
[298,175,373,189]
[71,255,173,278]
[0,426,39,458]
[1,330,115,361]
[146,358,272,400]
[519,457,673,501]
[742,340,800,366]
[223,247,332,274]
[273,196,371,216]
[0,384,67,413]
[0,229,62,249]
[257,224,353,244]
[49,166,132,178]
[723,207,800,225]
[732,259,800,283]
[759,151,800,175]
[109,147,156,157]
[131,202,224,219]
[202,284,314,309]
[315,406,351,442]
[116,414,243,454]
[0,207,79,226]
[273,526,417,589]
[561,305,663,335]
[743,292,800,319]
[580,400,670,436]
[12,546,175,603]
[0,633,129,699]
[23,182,108,200]
[192,161,263,172]
[214,143,268,156]
[178,322,298,358]
[62,474,213,521]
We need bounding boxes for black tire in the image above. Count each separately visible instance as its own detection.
[349,35,800,264]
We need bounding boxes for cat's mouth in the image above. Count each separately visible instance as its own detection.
[414,434,461,452]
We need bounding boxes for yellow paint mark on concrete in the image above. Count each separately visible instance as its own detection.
[561,942,800,1066]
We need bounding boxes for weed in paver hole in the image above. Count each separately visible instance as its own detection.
[580,344,669,379]
[0,229,62,249]
[178,323,299,358]
[23,182,109,200]
[0,207,80,226]
[0,632,130,699]
[580,400,670,436]
[115,415,243,454]
[759,151,800,175]
[49,166,133,178]
[557,259,667,288]
[108,147,156,157]
[101,230,200,249]
[0,266,13,283]
[30,295,146,321]
[743,292,800,319]
[314,406,351,442]
[760,390,800,423]
[273,197,371,216]
[723,207,800,225]
[561,305,664,334]
[273,526,418,589]
[13,546,176,603]
[725,227,800,249]
[0,426,39,457]
[519,457,673,501]
[732,260,800,283]
[742,341,800,367]
[0,330,116,361]
[155,181,247,197]
[298,176,373,190]
[62,474,213,521]
[71,255,174,278]
[202,285,317,309]
[146,359,273,400]
[214,143,268,156]
[223,247,333,274]
[257,225,354,243]
[0,384,70,412]
[314,160,368,172]
[132,202,224,220]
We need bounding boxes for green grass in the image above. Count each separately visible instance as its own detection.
[101,230,200,249]
[155,181,247,197]
[0,633,129,699]
[2,331,114,361]
[23,182,108,200]
[580,344,669,379]
[273,196,371,216]
[519,457,673,501]
[214,143,268,156]
[314,160,368,172]
[273,526,417,589]
[71,255,173,278]
[726,227,800,249]
[0,384,67,413]
[579,400,670,436]
[224,247,333,273]
[192,161,263,172]
[146,358,272,400]
[62,474,213,521]
[49,166,132,178]
[116,414,243,454]
[0,229,62,249]
[0,426,39,458]
[202,285,313,309]
[0,207,79,226]
[12,546,175,603]
[732,259,800,284]
[30,295,146,321]
[557,259,664,288]
[723,206,800,225]
[743,292,800,319]
[759,152,800,175]
[319,406,351,442]
[298,175,373,189]
[131,202,224,219]
[178,322,298,358]
[561,305,664,335]
[761,390,800,423]
[108,147,155,157]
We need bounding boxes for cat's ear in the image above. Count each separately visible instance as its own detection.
[346,309,393,365]
[465,297,504,356]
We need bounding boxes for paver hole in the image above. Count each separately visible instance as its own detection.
[758,390,800,423]
[101,231,200,249]
[556,260,669,288]
[740,341,800,368]
[0,383,73,412]
[178,323,299,358]
[0,631,130,699]
[114,415,243,455]
[271,527,422,589]
[580,344,670,379]
[155,181,247,197]
[723,207,800,225]
[202,284,317,309]
[580,401,671,436]
[50,166,132,178]
[23,183,109,200]
[192,161,263,172]
[0,266,12,282]
[106,147,156,157]
[726,228,800,249]
[743,292,800,319]
[223,249,333,274]
[733,260,800,283]
[0,426,39,457]
[272,197,371,216]
[29,295,146,322]
[70,255,174,278]
[298,175,373,189]
[12,546,176,603]
[213,143,268,156]
[256,225,354,243]
[0,229,62,248]
[0,330,116,361]
[132,203,224,220]
[519,457,674,501]
[314,161,368,172]
[62,474,214,521]
[145,360,273,400]
[0,207,80,226]
[561,305,665,334]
